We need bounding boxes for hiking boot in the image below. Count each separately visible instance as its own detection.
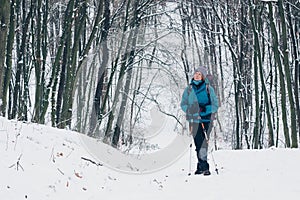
[194,162,204,175]
[203,170,211,176]
[194,168,204,175]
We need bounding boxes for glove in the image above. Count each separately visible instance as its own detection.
[199,105,206,113]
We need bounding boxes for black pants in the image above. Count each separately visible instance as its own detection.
[190,121,212,171]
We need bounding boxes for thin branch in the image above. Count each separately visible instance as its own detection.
[81,157,103,166]
[8,154,24,171]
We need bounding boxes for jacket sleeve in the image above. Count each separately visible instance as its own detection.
[180,87,189,113]
[209,86,219,113]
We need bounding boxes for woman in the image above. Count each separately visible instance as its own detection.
[181,66,219,175]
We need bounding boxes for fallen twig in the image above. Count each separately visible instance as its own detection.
[57,168,64,175]
[9,154,24,171]
[81,157,103,166]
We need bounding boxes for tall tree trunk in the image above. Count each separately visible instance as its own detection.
[1,0,14,116]
[0,0,10,113]
[59,0,88,129]
[268,2,290,147]
[179,1,191,85]
[239,1,252,149]
[47,0,75,126]
[250,0,274,147]
[102,0,133,142]
[32,0,48,124]
[278,0,298,148]
[12,2,33,120]
[112,8,140,146]
[104,31,135,143]
[88,0,111,137]
[211,0,241,149]
[286,3,299,139]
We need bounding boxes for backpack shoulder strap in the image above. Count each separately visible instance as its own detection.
[206,83,210,94]
[187,84,192,95]
[205,80,211,104]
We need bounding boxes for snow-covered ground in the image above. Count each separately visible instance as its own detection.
[1,117,299,200]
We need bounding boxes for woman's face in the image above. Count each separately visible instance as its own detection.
[193,71,203,81]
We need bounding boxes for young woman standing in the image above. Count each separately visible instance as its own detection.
[181,66,219,175]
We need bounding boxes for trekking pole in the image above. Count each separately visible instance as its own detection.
[188,125,193,176]
[210,147,219,174]
[188,143,192,176]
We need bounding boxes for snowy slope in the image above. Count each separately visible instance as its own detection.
[0,117,300,200]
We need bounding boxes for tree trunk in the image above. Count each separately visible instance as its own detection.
[32,0,48,124]
[286,3,299,139]
[277,0,298,148]
[0,0,10,114]
[88,0,111,137]
[250,0,274,148]
[268,2,290,147]
[1,0,14,116]
[112,17,140,146]
[12,2,33,120]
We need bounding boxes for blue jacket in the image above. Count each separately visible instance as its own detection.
[181,79,218,123]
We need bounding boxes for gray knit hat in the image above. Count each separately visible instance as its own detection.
[194,66,207,77]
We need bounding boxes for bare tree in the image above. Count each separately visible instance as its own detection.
[0,0,10,112]
[0,0,299,151]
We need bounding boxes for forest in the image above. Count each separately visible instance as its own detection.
[0,0,299,150]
